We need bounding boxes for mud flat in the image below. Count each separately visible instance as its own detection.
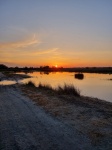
[0,72,31,81]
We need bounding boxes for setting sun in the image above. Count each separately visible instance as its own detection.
[0,1,112,68]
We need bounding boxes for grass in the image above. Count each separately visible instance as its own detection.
[38,82,52,90]
[55,84,80,96]
[24,81,80,97]
[21,80,112,148]
[38,82,80,97]
[25,81,80,97]
[25,81,36,87]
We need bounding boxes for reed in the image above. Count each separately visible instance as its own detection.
[25,81,36,87]
[38,82,80,97]
[38,82,52,90]
[55,83,80,97]
[24,81,80,97]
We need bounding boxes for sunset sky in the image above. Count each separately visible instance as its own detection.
[0,0,112,67]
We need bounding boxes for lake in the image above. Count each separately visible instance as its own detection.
[0,72,112,102]
[18,72,112,102]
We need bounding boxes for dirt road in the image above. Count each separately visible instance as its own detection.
[0,85,101,150]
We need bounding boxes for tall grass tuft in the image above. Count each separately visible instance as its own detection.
[25,81,36,87]
[38,82,80,97]
[55,83,80,97]
[38,82,52,90]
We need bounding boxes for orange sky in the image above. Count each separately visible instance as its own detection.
[0,1,112,67]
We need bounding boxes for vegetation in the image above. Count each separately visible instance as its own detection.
[0,64,8,69]
[25,81,36,87]
[55,84,80,96]
[38,83,80,96]
[38,82,52,90]
[0,64,112,74]
[21,80,112,149]
[24,81,80,97]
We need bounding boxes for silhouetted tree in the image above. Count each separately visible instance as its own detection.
[0,64,8,69]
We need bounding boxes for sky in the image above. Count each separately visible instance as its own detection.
[0,0,112,67]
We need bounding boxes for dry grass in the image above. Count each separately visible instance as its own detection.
[20,82,112,148]
[24,81,80,97]
[55,83,80,97]
[38,82,52,90]
[25,81,36,87]
[38,82,80,97]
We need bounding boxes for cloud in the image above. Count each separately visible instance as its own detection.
[0,47,60,61]
[0,34,41,49]
[34,48,59,55]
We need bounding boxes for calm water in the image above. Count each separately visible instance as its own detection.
[20,72,112,102]
[0,72,112,102]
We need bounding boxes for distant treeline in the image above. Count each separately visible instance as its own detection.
[0,64,112,74]
[62,67,112,74]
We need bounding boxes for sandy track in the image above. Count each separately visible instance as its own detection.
[0,85,98,150]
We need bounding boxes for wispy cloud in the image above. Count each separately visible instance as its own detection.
[0,34,41,49]
[33,48,59,55]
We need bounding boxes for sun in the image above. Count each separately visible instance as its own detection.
[55,65,58,68]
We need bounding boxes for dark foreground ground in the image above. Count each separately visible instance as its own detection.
[0,85,95,150]
[0,71,112,150]
[0,85,112,150]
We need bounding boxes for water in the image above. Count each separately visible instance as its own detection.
[0,72,112,102]
[0,80,16,85]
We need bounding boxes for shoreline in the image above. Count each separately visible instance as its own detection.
[0,78,112,148]
[0,66,112,74]
[0,71,111,104]
[0,72,31,81]
[20,83,112,146]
